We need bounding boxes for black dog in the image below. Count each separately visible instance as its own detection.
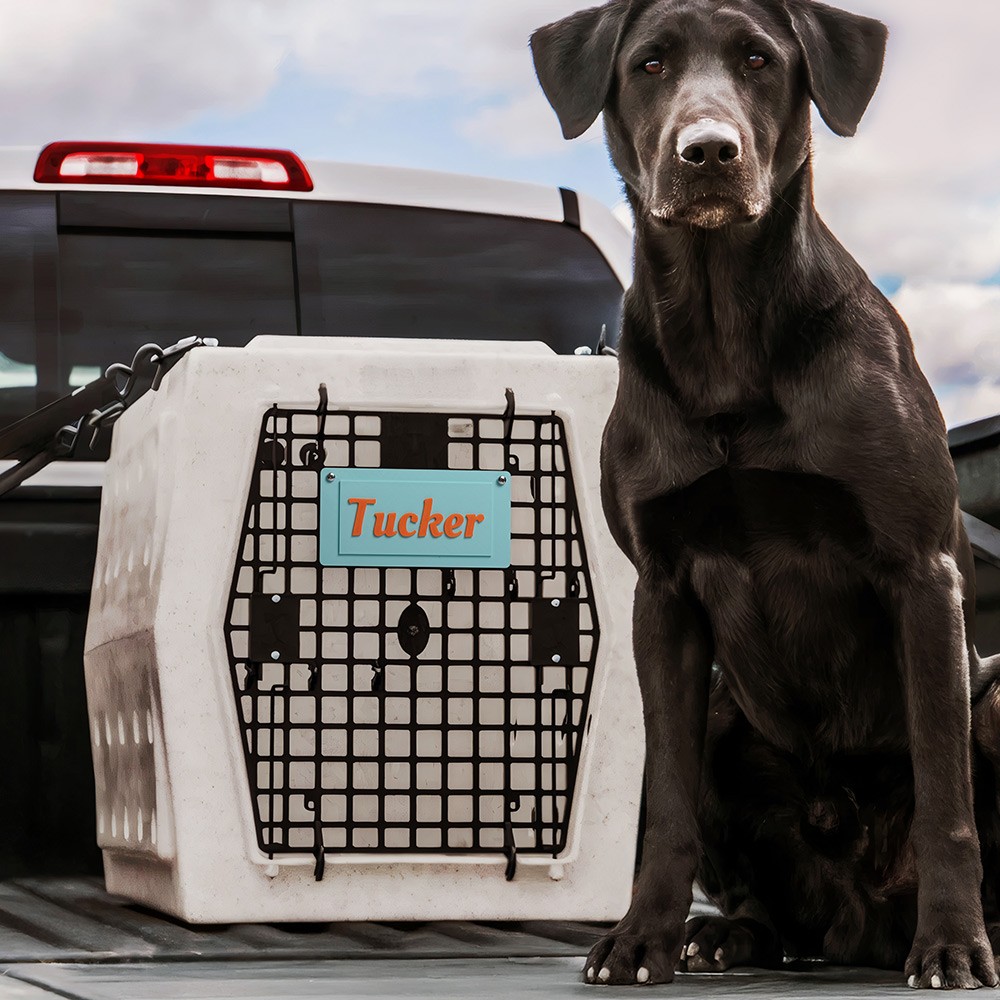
[532,0,1000,989]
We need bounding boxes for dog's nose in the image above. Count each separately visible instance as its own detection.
[677,119,742,167]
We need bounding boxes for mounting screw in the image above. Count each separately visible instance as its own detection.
[271,594,281,604]
[270,651,280,661]
[497,474,508,486]
[552,654,562,664]
[551,599,561,607]
[326,472,336,482]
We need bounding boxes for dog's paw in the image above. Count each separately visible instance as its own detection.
[679,915,757,972]
[583,917,684,986]
[904,938,999,990]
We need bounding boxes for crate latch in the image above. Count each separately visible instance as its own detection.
[529,597,580,666]
[248,593,301,664]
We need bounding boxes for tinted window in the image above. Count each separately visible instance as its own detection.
[57,232,296,387]
[0,193,298,432]
[0,191,624,437]
[295,202,623,354]
[0,194,57,429]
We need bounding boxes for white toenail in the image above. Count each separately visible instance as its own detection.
[932,975,942,989]
[715,948,724,962]
[599,968,611,982]
[680,946,686,961]
[587,967,595,981]
[908,975,917,988]
[637,968,650,984]
[687,943,699,957]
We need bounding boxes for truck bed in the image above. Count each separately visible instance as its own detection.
[0,878,901,999]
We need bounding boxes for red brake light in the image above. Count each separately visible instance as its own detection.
[34,142,313,192]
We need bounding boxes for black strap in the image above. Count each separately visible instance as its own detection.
[0,336,214,498]
[0,378,120,462]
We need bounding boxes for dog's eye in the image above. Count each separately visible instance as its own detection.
[643,59,664,75]
[746,53,769,70]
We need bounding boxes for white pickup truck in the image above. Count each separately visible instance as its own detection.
[1,141,998,1000]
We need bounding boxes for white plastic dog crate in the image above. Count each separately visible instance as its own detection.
[83,337,641,923]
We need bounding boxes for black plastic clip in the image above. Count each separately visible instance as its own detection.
[443,568,457,599]
[553,689,575,742]
[298,442,323,468]
[259,404,287,470]
[505,566,519,600]
[307,798,325,881]
[298,383,329,469]
[244,662,261,691]
[0,336,213,499]
[151,336,219,389]
[503,798,519,882]
[82,399,124,450]
[261,437,287,470]
[597,324,618,358]
[502,387,519,473]
[370,658,386,693]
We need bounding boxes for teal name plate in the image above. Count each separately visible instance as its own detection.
[319,468,511,568]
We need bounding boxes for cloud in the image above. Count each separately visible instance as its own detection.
[0,0,586,143]
[939,381,1000,430]
[811,0,1000,284]
[894,283,1000,387]
[279,2,594,100]
[892,282,1000,427]
[0,0,288,140]
[459,94,604,158]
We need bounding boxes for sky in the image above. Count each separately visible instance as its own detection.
[1,0,997,428]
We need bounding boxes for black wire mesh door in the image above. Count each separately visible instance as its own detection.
[224,390,600,879]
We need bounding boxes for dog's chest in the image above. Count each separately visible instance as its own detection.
[642,461,870,566]
[668,330,770,421]
[660,467,900,751]
[608,392,903,750]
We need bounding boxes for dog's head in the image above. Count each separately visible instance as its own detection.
[531,0,887,230]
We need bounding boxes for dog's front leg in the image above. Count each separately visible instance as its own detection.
[585,576,713,986]
[895,554,999,990]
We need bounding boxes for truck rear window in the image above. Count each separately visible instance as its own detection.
[58,232,296,387]
[292,201,622,349]
[0,190,623,436]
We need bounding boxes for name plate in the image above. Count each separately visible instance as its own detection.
[319,468,512,568]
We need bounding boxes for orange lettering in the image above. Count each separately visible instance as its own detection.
[464,513,485,538]
[398,512,418,538]
[419,497,443,538]
[348,498,376,537]
[373,512,398,538]
[443,513,464,538]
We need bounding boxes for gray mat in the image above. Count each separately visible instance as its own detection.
[0,878,609,964]
[0,879,910,998]
[2,958,907,1000]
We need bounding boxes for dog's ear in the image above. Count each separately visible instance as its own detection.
[786,0,888,137]
[530,3,628,140]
